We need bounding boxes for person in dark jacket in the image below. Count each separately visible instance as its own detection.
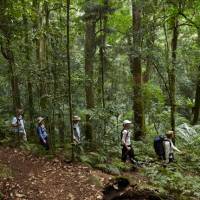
[36,117,49,150]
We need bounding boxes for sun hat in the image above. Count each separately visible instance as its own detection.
[123,120,132,125]
[73,116,81,121]
[16,108,23,114]
[166,130,174,136]
[37,117,45,124]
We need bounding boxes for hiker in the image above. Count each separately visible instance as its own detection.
[121,120,135,164]
[154,130,181,164]
[36,117,49,150]
[73,116,81,144]
[164,131,181,164]
[11,108,27,142]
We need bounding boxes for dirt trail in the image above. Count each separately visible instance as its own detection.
[0,147,110,200]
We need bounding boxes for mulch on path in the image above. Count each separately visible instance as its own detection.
[0,147,110,200]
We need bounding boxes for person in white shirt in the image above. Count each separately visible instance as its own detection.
[73,116,81,144]
[121,120,135,163]
[164,131,181,164]
[11,109,27,141]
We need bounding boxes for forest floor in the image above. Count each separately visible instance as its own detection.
[0,147,155,200]
[0,147,111,200]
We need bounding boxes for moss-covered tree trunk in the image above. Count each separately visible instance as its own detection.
[192,71,200,125]
[84,5,96,144]
[170,16,179,133]
[0,1,21,112]
[23,3,35,137]
[192,31,200,125]
[66,0,74,161]
[131,0,145,140]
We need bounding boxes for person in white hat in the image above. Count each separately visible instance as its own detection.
[73,116,81,144]
[163,130,181,164]
[11,108,27,142]
[121,120,135,163]
[36,117,49,150]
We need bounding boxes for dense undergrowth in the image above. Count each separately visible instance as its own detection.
[0,121,200,200]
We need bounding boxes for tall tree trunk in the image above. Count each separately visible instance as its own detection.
[192,30,200,125]
[33,0,48,112]
[192,68,200,124]
[84,5,96,144]
[32,0,41,110]
[66,0,74,160]
[58,111,65,147]
[131,0,145,140]
[143,31,155,83]
[98,0,108,137]
[0,1,21,112]
[1,39,21,111]
[99,0,108,109]
[170,16,179,133]
[23,3,35,136]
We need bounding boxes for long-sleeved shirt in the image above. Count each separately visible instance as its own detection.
[37,125,48,142]
[164,139,181,163]
[121,129,131,146]
[12,115,26,134]
[73,123,81,143]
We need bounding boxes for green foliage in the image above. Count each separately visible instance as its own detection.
[1,1,200,199]
[0,192,3,200]
[111,158,132,172]
[79,151,107,166]
[95,163,120,175]
[0,164,12,178]
[21,142,50,156]
[87,175,103,188]
[142,165,200,199]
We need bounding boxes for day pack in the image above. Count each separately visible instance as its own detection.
[153,135,170,159]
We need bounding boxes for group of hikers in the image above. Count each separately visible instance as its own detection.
[11,108,181,165]
[11,109,81,150]
[121,120,182,165]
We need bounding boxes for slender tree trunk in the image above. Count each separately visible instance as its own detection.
[192,30,200,124]
[143,32,155,83]
[0,0,21,111]
[23,4,35,136]
[192,69,200,124]
[32,0,41,110]
[58,112,65,147]
[131,0,145,140]
[98,0,108,136]
[84,6,96,144]
[33,0,48,112]
[170,16,179,133]
[9,55,21,111]
[99,0,108,109]
[1,39,21,111]
[27,81,34,131]
[66,0,74,160]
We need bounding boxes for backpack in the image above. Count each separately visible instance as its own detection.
[153,135,170,159]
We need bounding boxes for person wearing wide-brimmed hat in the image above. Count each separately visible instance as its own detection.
[163,130,181,164]
[36,117,49,150]
[72,116,81,144]
[11,108,27,142]
[121,120,135,163]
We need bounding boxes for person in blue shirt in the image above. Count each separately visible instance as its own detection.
[36,117,49,150]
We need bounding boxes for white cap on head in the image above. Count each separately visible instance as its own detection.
[123,120,132,125]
